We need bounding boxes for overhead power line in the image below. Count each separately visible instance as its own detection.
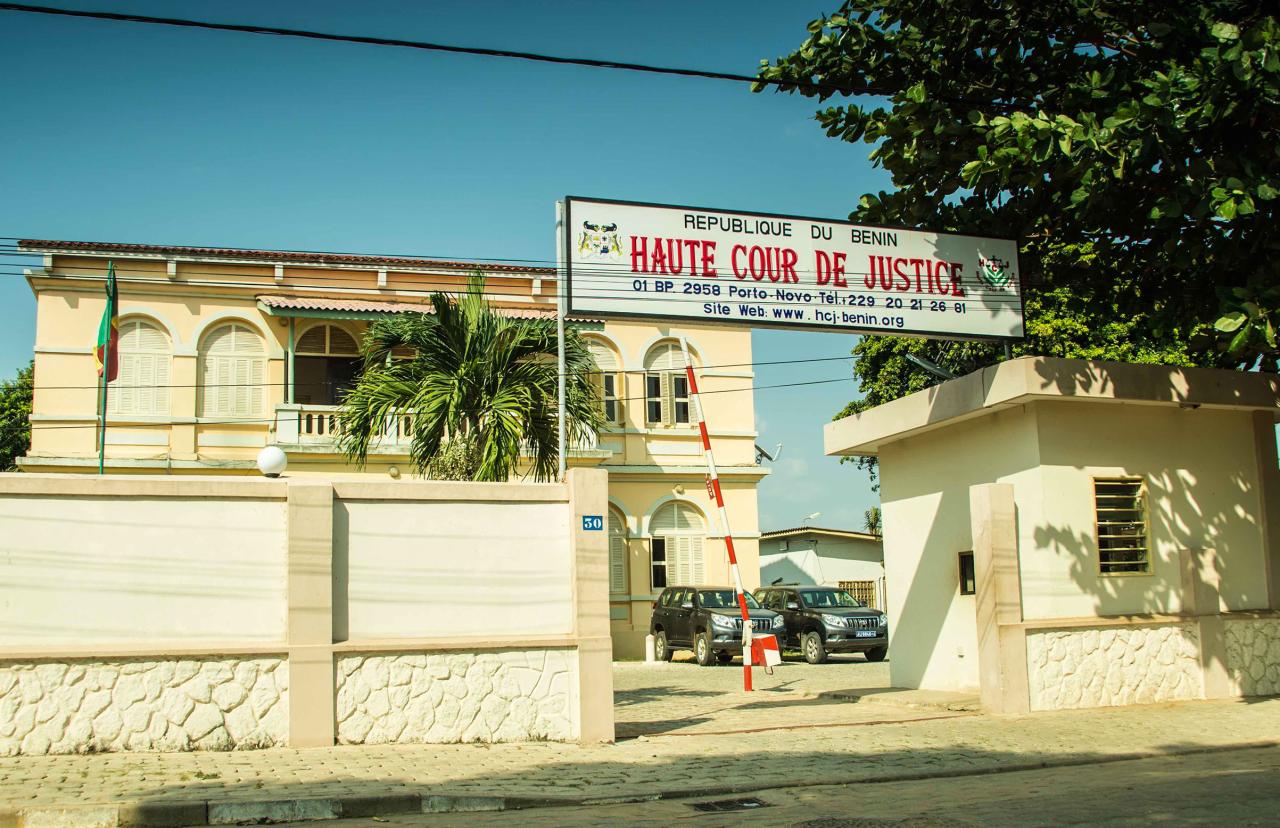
[0,2,878,98]
[0,3,1028,108]
[28,352,858,391]
[23,373,857,431]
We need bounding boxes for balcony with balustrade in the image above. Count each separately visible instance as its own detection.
[271,403,610,463]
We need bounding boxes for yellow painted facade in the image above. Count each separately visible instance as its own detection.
[18,241,767,659]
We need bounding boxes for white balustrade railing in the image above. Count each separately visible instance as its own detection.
[274,405,600,455]
[274,404,414,447]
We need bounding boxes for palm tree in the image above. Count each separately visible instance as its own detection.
[863,506,882,537]
[337,274,603,482]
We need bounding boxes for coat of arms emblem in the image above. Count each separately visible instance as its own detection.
[977,256,1014,290]
[577,221,622,260]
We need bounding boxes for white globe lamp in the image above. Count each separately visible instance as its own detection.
[257,445,288,478]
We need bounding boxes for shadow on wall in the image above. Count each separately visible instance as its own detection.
[1029,360,1272,607]
[760,553,817,587]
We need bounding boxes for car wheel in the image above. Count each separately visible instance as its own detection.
[803,630,828,665]
[694,631,714,666]
[864,646,887,663]
[716,650,734,665]
[654,631,673,662]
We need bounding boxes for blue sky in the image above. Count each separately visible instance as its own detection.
[0,0,887,530]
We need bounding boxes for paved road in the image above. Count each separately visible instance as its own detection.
[1,662,1277,825]
[316,745,1280,827]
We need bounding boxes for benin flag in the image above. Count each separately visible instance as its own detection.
[95,261,119,381]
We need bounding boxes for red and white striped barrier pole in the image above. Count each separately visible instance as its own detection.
[679,337,753,691]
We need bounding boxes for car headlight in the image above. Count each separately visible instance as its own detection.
[711,614,737,629]
[771,615,784,628]
[877,614,888,628]
[821,614,847,628]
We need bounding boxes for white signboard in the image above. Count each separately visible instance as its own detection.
[564,196,1023,340]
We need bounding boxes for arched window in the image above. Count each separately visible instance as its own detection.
[643,341,693,427]
[109,318,171,416]
[585,337,622,426]
[609,508,629,595]
[296,324,359,357]
[295,324,361,406]
[199,323,265,417]
[649,501,705,588]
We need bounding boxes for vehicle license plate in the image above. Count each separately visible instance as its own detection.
[855,630,878,638]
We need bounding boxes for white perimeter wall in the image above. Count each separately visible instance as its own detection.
[337,499,573,639]
[0,494,286,645]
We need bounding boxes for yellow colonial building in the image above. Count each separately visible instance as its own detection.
[17,239,767,658]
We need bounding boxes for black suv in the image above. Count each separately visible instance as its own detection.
[753,586,888,664]
[649,586,785,666]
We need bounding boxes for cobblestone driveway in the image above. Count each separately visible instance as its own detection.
[612,657,972,738]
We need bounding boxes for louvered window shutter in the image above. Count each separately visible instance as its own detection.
[111,320,171,416]
[200,324,264,417]
[690,536,705,583]
[134,354,153,415]
[154,350,170,415]
[660,371,674,427]
[608,512,627,594]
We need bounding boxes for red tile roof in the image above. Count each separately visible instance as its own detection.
[18,239,556,275]
[258,294,558,319]
[760,526,882,542]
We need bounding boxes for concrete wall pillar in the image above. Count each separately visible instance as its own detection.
[1180,547,1232,699]
[971,483,1029,714]
[285,480,335,747]
[567,467,615,743]
[1252,411,1280,610]
[169,355,198,459]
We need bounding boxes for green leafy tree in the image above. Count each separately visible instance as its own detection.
[337,275,603,482]
[0,361,34,472]
[757,1,1279,371]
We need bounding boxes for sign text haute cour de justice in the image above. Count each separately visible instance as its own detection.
[564,197,1024,341]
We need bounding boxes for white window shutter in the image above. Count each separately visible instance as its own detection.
[609,512,627,593]
[690,536,705,583]
[200,324,264,417]
[134,353,153,415]
[661,371,673,427]
[111,320,171,416]
[232,357,250,415]
[154,352,170,415]
[609,535,627,593]
[249,356,264,415]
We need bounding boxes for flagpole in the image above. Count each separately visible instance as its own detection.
[97,261,116,476]
[97,364,105,475]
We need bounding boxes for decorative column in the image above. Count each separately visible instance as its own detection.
[1180,547,1230,698]
[286,480,335,747]
[971,483,1029,714]
[567,467,615,743]
[1252,411,1280,610]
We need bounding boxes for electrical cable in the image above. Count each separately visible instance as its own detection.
[22,373,858,431]
[0,2,947,104]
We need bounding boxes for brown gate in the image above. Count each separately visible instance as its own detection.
[838,580,878,609]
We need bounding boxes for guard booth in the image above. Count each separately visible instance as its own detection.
[825,356,1280,712]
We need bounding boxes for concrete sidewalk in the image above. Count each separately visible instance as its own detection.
[1,696,1278,826]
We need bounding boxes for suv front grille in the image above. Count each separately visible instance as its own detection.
[849,617,878,630]
[725,618,773,631]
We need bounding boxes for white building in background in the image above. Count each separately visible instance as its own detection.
[759,526,885,609]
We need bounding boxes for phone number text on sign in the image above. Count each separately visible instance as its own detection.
[564,197,1024,341]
